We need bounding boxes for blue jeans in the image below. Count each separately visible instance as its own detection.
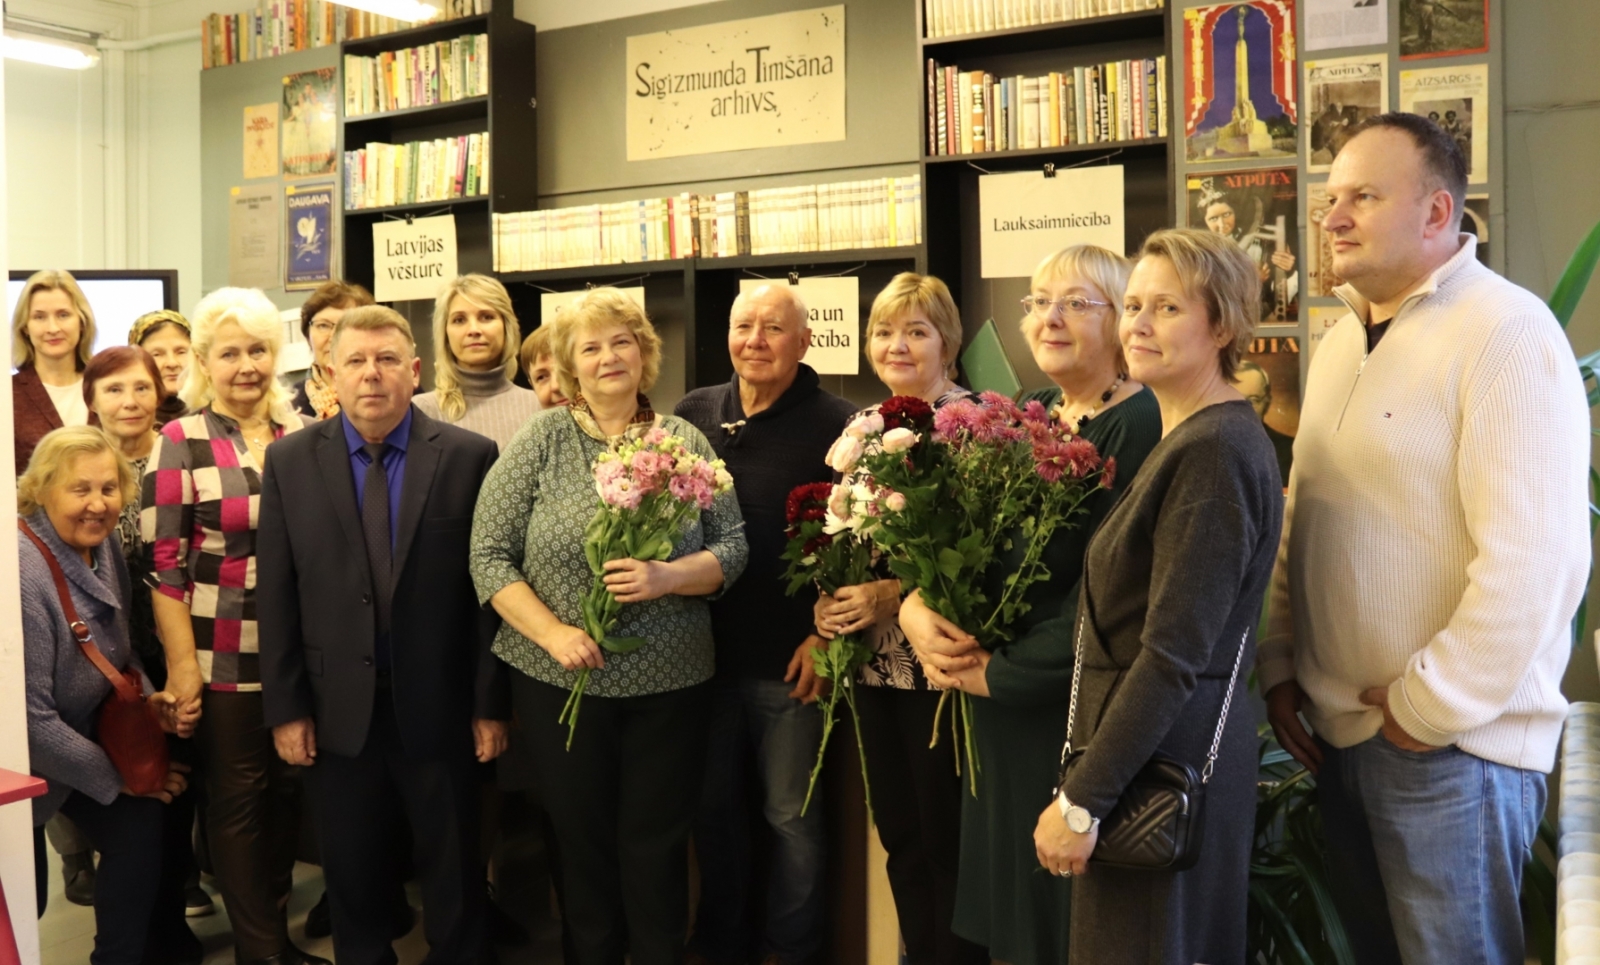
[692,678,826,964]
[1317,734,1545,965]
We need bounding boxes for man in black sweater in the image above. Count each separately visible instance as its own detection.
[674,285,858,965]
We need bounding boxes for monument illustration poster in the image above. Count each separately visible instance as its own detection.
[1183,1,1299,163]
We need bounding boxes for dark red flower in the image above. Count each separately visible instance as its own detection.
[878,395,935,431]
[785,482,834,526]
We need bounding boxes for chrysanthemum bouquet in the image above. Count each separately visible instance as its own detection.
[564,426,733,748]
[780,481,881,821]
[830,393,1114,793]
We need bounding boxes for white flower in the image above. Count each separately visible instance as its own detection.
[846,411,884,439]
[883,490,907,512]
[826,434,865,473]
[881,427,918,453]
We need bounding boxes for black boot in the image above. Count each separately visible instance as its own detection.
[60,851,95,907]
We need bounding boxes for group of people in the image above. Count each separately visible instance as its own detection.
[18,112,1589,965]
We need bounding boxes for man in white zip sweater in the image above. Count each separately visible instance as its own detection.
[1260,113,1591,964]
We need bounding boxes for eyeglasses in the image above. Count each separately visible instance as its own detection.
[1021,295,1110,317]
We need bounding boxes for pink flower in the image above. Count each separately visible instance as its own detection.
[881,427,918,453]
[883,490,907,512]
[977,391,1021,422]
[643,427,669,446]
[826,434,865,473]
[601,476,644,510]
[933,399,983,440]
[846,412,884,439]
[1100,457,1117,490]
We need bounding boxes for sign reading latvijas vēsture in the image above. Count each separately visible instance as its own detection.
[627,6,845,162]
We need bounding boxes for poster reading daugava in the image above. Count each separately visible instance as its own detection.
[627,5,845,161]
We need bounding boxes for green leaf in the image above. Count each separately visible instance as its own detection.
[599,635,647,654]
[936,547,965,580]
[1549,219,1600,328]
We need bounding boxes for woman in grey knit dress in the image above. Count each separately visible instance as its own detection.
[1034,229,1284,965]
[415,274,540,448]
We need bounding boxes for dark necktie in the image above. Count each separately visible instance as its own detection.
[361,442,393,669]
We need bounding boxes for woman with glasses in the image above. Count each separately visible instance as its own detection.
[898,246,1162,965]
[291,281,374,421]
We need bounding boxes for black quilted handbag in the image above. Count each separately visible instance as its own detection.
[1057,615,1248,872]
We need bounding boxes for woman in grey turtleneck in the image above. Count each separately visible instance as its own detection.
[414,274,540,449]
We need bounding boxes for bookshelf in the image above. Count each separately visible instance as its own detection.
[337,4,535,297]
[917,5,1178,346]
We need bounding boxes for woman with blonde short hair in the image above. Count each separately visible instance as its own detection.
[141,287,326,965]
[12,269,99,470]
[470,287,746,962]
[415,274,540,448]
[898,245,1164,965]
[1033,229,1280,964]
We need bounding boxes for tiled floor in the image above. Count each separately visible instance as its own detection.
[37,822,565,965]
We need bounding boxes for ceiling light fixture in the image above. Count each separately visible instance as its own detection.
[2,34,99,70]
[327,0,442,23]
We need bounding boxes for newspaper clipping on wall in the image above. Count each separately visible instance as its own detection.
[1400,0,1488,59]
[1188,168,1300,323]
[1231,332,1301,487]
[1399,63,1488,183]
[1305,180,1342,298]
[1305,0,1387,51]
[228,186,279,290]
[1182,1,1298,163]
[1304,55,1387,173]
[282,68,338,178]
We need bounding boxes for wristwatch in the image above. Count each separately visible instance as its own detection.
[1057,791,1099,835]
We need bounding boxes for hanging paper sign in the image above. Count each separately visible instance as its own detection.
[739,276,860,376]
[371,215,458,302]
[242,103,279,180]
[229,186,279,290]
[978,167,1125,278]
[540,287,647,326]
[284,183,334,291]
[626,5,845,161]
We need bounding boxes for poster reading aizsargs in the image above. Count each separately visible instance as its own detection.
[1400,63,1488,183]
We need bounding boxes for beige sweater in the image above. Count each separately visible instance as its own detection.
[1259,236,1591,773]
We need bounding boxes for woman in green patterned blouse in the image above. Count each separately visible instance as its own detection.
[469,287,747,963]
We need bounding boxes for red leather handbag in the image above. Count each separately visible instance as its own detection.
[19,519,170,796]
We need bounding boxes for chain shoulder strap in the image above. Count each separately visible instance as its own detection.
[1059,613,1249,787]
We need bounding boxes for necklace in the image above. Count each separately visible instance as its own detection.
[1059,374,1125,430]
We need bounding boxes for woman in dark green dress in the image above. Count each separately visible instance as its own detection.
[900,245,1162,965]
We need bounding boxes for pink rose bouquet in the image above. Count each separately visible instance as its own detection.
[842,393,1114,793]
[562,427,734,748]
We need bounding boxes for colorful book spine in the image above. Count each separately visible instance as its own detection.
[202,0,486,68]
[923,0,1164,39]
[343,132,488,210]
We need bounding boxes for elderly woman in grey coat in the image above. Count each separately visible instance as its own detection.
[22,426,194,965]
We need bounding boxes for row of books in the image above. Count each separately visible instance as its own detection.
[492,176,924,273]
[201,0,486,69]
[927,57,1167,156]
[343,133,490,210]
[343,34,489,117]
[923,0,1164,38]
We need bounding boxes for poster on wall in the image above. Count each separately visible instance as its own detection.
[242,103,279,180]
[1305,0,1387,51]
[1187,168,1299,323]
[738,276,860,375]
[1463,193,1490,265]
[1305,180,1342,297]
[1305,55,1387,173]
[1231,331,1300,487]
[229,186,279,290]
[1182,1,1298,164]
[978,167,1124,278]
[1399,63,1488,183]
[625,5,846,161]
[1400,0,1488,59]
[541,287,647,327]
[282,67,338,178]
[372,214,458,301]
[284,183,335,291]
[1306,306,1346,366]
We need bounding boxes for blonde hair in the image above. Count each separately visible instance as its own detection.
[12,270,98,370]
[549,288,662,403]
[184,287,298,425]
[331,304,416,356]
[431,274,521,421]
[18,426,137,516]
[867,273,963,374]
[1028,245,1134,375]
[519,325,554,378]
[1136,228,1260,381]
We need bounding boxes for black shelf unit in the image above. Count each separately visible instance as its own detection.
[917,4,1177,334]
[338,5,534,295]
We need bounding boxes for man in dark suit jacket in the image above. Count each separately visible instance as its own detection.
[257,305,510,965]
